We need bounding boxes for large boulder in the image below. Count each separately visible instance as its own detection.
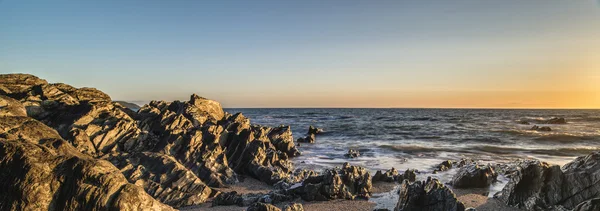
[395,177,465,211]
[291,163,372,201]
[496,154,600,210]
[451,164,497,188]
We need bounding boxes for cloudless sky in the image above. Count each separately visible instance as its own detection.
[1,0,599,108]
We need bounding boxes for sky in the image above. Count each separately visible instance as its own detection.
[1,0,599,108]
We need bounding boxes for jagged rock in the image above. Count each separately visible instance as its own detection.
[395,177,466,211]
[517,120,530,125]
[107,152,218,207]
[0,119,173,210]
[531,125,552,132]
[373,168,416,183]
[35,101,157,156]
[398,169,417,183]
[373,168,400,182]
[497,154,600,210]
[291,163,372,201]
[247,202,281,211]
[283,203,304,211]
[433,160,454,173]
[308,125,323,135]
[0,73,48,93]
[345,149,360,158]
[296,134,315,143]
[451,164,497,188]
[212,191,244,206]
[573,198,600,211]
[0,95,27,117]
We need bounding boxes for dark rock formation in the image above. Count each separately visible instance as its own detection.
[395,177,465,211]
[345,149,360,158]
[290,163,372,201]
[308,125,323,135]
[531,125,552,132]
[373,168,417,183]
[296,134,315,143]
[283,203,304,211]
[247,202,281,211]
[0,74,305,208]
[433,160,454,173]
[373,168,400,182]
[451,164,497,188]
[496,154,600,210]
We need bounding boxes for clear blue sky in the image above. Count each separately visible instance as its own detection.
[1,0,599,108]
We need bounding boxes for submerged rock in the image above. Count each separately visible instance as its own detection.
[496,154,600,210]
[296,134,315,143]
[451,164,497,188]
[531,125,552,132]
[291,163,372,201]
[345,149,360,158]
[308,125,323,135]
[395,177,466,211]
[541,117,567,124]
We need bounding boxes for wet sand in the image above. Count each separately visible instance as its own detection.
[453,189,520,211]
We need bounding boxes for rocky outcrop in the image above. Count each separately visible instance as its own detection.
[290,163,372,201]
[0,74,306,209]
[373,168,416,183]
[496,154,600,210]
[451,164,497,188]
[0,118,173,210]
[345,149,360,158]
[531,125,551,132]
[137,94,301,187]
[0,73,48,94]
[107,152,218,207]
[395,177,465,211]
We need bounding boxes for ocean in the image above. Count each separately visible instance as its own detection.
[225,108,600,206]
